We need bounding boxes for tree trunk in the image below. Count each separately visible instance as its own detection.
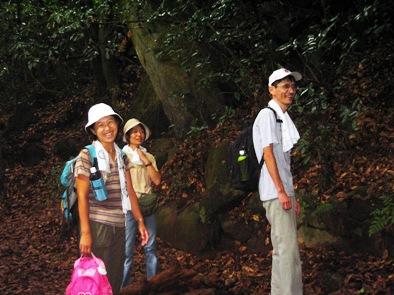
[122,1,229,137]
[97,24,121,99]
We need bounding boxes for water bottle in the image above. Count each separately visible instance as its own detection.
[90,158,108,201]
[237,149,248,182]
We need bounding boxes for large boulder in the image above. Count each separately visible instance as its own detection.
[156,202,220,253]
[221,216,252,243]
[202,141,247,221]
[299,191,393,257]
[204,140,232,190]
[199,184,245,224]
[298,225,341,247]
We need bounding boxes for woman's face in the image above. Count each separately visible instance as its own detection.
[128,124,145,147]
[93,115,118,144]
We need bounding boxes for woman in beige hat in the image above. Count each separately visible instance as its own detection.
[121,118,161,287]
[74,103,148,294]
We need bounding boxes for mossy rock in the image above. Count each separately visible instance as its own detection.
[156,203,178,243]
[245,192,265,216]
[221,217,252,243]
[246,231,271,255]
[156,203,220,253]
[204,140,232,190]
[298,225,341,247]
[199,183,245,222]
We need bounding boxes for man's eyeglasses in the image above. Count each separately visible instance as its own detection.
[275,83,297,91]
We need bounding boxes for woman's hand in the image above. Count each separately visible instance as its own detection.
[137,220,149,246]
[79,231,93,256]
[136,148,149,165]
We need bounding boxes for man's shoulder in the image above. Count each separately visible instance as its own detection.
[255,107,276,123]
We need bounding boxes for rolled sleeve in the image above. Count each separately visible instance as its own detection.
[74,149,91,178]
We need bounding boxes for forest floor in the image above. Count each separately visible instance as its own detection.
[0,94,393,294]
[0,173,393,294]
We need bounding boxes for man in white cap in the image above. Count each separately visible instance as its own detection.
[252,68,303,294]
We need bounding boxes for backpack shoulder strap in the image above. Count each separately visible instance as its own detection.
[121,150,128,166]
[85,144,96,165]
[265,106,283,123]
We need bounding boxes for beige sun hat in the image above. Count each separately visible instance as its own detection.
[85,103,123,131]
[123,118,151,142]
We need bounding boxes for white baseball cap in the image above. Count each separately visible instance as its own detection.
[123,118,151,142]
[85,103,123,131]
[268,68,302,86]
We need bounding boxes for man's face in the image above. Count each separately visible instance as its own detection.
[268,77,297,109]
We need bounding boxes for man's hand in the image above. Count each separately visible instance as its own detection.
[278,191,292,210]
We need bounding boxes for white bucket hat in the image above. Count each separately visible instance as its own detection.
[268,68,302,86]
[123,118,151,142]
[85,103,123,131]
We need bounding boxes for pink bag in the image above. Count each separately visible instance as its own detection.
[65,253,113,295]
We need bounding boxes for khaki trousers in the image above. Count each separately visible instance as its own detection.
[263,198,303,295]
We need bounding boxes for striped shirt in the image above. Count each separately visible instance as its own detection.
[74,149,132,227]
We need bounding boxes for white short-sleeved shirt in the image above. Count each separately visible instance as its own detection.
[252,108,295,201]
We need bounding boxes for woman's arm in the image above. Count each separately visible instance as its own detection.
[125,169,149,246]
[76,175,92,255]
[137,149,161,185]
[144,162,161,186]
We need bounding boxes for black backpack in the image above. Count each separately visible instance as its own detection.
[228,107,282,192]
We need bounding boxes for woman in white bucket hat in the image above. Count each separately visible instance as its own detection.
[74,103,148,294]
[121,118,161,287]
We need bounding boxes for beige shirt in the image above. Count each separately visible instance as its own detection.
[124,150,158,196]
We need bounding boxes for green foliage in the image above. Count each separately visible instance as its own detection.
[369,194,394,236]
[278,0,392,85]
[292,83,335,166]
[281,0,393,193]
[299,191,333,224]
[211,106,235,124]
[314,202,334,216]
[128,0,293,101]
[199,205,207,224]
[186,124,208,138]
[0,0,126,107]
